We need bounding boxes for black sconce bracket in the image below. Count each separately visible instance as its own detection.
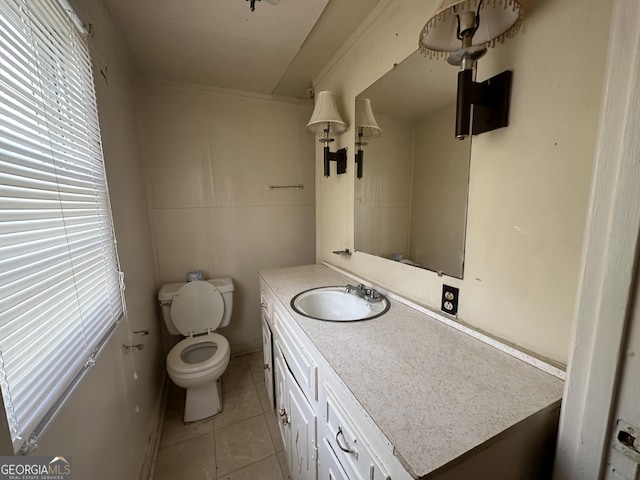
[355,149,363,179]
[456,69,512,138]
[324,146,347,177]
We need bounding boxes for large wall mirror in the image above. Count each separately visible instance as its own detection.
[354,50,471,279]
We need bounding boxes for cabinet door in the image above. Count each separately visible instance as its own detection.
[275,342,318,480]
[262,316,274,409]
[287,369,317,480]
[274,346,290,458]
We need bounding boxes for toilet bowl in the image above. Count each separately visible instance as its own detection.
[158,278,234,422]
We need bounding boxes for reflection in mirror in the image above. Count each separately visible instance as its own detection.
[355,98,382,179]
[354,50,471,279]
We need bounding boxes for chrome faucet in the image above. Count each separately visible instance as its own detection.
[345,284,382,303]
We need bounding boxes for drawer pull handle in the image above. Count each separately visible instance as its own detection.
[264,363,270,370]
[336,427,357,459]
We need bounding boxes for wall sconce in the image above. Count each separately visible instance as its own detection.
[419,0,524,139]
[354,98,381,179]
[306,91,348,177]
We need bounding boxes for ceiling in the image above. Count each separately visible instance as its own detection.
[102,0,382,99]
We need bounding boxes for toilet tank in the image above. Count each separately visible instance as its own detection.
[158,277,234,336]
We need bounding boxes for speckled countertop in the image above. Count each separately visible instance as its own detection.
[259,264,564,478]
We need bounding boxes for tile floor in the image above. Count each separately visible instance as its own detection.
[152,351,289,480]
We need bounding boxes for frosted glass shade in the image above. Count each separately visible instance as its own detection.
[306,91,347,137]
[355,98,381,138]
[419,0,523,55]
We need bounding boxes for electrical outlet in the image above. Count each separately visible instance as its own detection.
[441,285,459,315]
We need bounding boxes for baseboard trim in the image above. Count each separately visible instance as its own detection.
[140,375,169,480]
[230,338,262,357]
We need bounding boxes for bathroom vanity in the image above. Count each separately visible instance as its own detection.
[259,264,564,480]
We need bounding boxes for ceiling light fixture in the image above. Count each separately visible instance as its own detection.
[247,0,280,12]
[419,0,523,139]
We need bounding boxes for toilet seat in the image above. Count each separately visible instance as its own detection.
[167,333,230,376]
[171,281,225,336]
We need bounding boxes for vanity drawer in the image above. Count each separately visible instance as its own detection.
[322,384,389,480]
[319,436,350,480]
[274,303,317,402]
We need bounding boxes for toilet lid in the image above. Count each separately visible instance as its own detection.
[171,281,224,335]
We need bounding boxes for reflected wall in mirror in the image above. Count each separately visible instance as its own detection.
[354,50,471,279]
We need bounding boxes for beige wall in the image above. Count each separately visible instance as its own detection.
[315,0,613,365]
[32,1,165,478]
[136,82,316,351]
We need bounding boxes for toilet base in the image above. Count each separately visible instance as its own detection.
[184,379,223,423]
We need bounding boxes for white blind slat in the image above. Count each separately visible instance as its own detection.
[0,0,124,454]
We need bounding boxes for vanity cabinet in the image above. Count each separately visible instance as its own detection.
[263,280,320,480]
[272,298,318,480]
[259,265,563,480]
[260,280,406,480]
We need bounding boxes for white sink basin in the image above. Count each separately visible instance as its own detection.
[290,286,390,322]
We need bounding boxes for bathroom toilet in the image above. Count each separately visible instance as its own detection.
[158,278,234,422]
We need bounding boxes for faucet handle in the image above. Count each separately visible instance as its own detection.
[364,287,381,302]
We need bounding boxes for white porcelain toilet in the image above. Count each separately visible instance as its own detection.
[158,278,234,422]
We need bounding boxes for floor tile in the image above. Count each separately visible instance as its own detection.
[163,385,186,422]
[265,409,284,453]
[256,380,274,413]
[214,384,263,430]
[215,414,275,476]
[154,432,216,480]
[153,351,290,480]
[160,415,214,448]
[223,357,254,392]
[219,454,283,480]
[276,450,291,480]
[247,352,266,382]
[245,350,263,364]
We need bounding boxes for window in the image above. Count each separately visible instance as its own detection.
[0,0,123,453]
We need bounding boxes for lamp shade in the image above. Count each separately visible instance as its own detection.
[355,98,381,138]
[419,0,523,57]
[306,91,347,137]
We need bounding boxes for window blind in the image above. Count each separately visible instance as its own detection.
[0,0,124,454]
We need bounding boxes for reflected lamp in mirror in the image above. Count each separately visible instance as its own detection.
[419,0,524,139]
[354,98,382,179]
[247,0,280,12]
[306,91,348,177]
